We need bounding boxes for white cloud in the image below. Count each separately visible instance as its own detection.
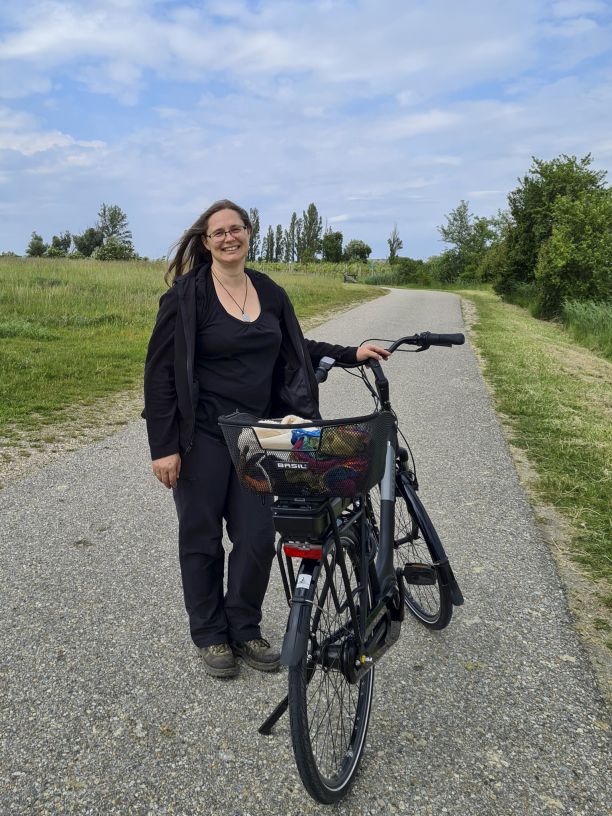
[0,104,105,157]
[0,0,541,103]
[376,111,461,141]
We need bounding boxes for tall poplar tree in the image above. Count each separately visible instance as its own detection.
[284,212,299,262]
[387,224,403,264]
[248,207,261,261]
[262,225,275,262]
[274,224,284,262]
[299,203,322,262]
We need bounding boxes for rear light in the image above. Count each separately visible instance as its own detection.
[283,543,322,560]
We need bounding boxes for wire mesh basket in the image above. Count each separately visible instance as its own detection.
[218,411,395,498]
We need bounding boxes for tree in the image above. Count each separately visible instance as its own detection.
[283,212,302,263]
[274,224,284,262]
[262,225,275,262]
[387,224,403,264]
[298,203,322,262]
[73,227,104,257]
[97,203,133,247]
[438,200,472,248]
[26,231,48,257]
[49,231,72,255]
[321,229,343,262]
[438,200,498,282]
[343,239,372,262]
[248,207,261,262]
[283,213,297,263]
[495,154,606,299]
[535,188,612,314]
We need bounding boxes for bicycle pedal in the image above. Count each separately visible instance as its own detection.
[404,563,437,586]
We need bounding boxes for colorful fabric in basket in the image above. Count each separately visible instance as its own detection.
[236,417,374,497]
[290,427,321,451]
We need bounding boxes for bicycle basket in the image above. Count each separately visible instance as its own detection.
[218,411,394,498]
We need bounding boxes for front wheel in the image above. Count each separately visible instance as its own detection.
[394,474,453,629]
[369,474,453,629]
[288,532,374,804]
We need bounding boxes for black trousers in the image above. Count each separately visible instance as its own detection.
[172,432,276,648]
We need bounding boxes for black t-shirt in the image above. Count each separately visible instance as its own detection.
[194,269,283,438]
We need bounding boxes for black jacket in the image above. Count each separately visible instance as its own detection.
[143,264,358,459]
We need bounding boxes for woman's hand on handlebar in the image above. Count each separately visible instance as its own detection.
[152,453,181,489]
[356,342,391,363]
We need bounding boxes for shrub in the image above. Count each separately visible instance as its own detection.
[93,239,135,261]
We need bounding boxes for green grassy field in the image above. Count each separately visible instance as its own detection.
[0,257,379,434]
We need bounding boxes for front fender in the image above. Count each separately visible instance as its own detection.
[280,560,320,667]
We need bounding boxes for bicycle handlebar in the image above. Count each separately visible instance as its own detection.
[388,331,465,352]
[314,331,465,383]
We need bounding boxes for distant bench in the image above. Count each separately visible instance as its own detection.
[343,272,358,283]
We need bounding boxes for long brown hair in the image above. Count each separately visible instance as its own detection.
[165,199,252,286]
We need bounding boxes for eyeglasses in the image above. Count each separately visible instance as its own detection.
[206,225,249,242]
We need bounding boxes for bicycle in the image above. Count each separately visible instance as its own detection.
[218,331,465,804]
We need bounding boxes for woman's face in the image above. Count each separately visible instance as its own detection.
[203,208,251,267]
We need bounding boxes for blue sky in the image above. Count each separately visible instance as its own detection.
[1,0,611,259]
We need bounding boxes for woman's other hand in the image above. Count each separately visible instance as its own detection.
[152,453,181,488]
[355,342,391,362]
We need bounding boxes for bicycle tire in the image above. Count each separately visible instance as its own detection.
[288,531,375,804]
[369,472,453,630]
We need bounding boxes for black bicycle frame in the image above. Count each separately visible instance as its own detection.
[258,338,464,736]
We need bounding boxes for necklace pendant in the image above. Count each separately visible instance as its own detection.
[241,312,251,322]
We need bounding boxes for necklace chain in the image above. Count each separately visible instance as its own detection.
[211,270,250,322]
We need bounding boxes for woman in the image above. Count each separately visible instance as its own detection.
[144,200,389,678]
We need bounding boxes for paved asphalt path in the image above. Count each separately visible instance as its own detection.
[1,289,609,816]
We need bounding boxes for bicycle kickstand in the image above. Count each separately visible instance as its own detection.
[258,695,288,736]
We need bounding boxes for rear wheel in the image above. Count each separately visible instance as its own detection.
[369,473,452,629]
[288,532,374,804]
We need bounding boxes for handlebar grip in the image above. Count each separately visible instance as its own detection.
[422,332,465,346]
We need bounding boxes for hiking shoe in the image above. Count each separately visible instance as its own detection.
[231,637,280,672]
[199,642,239,678]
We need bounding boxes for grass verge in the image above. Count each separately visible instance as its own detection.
[562,299,612,362]
[459,288,611,647]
